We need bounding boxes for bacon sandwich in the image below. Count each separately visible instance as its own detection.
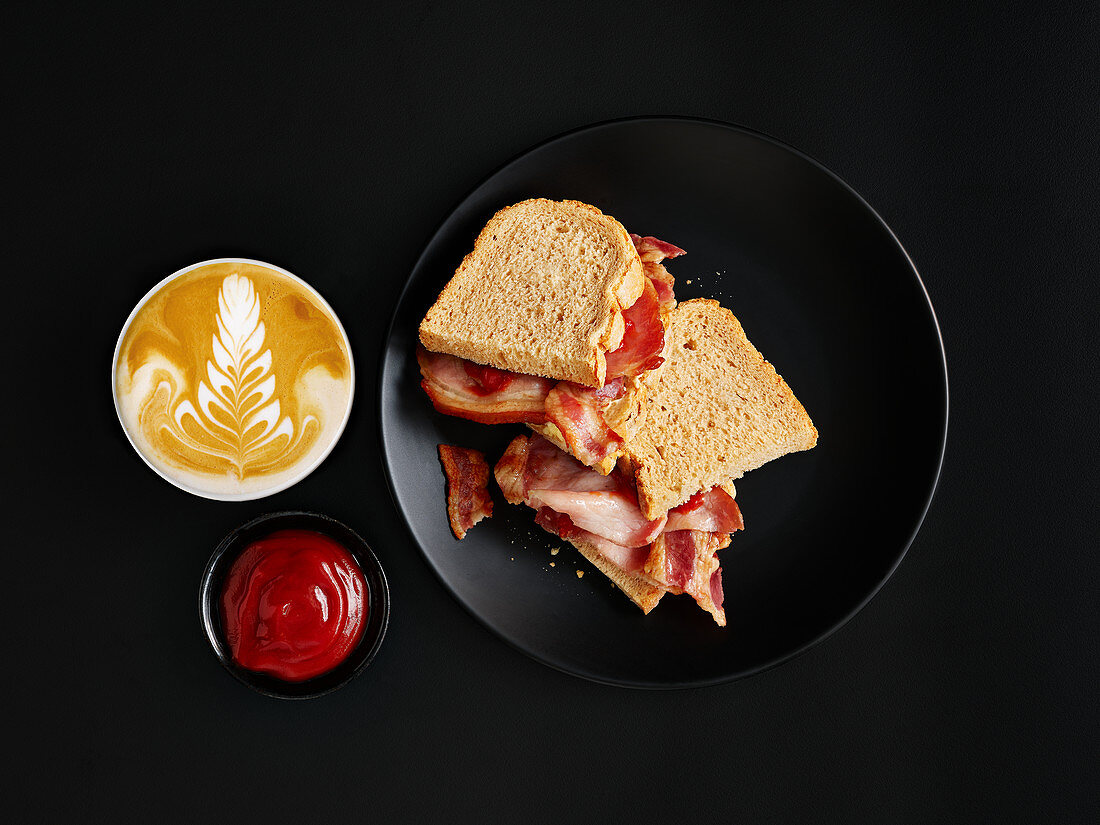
[418,199,817,625]
[418,198,680,475]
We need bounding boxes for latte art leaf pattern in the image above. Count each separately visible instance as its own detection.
[116,259,352,497]
[163,274,317,478]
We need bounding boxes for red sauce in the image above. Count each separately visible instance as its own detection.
[220,529,367,682]
[463,360,514,395]
[675,490,707,513]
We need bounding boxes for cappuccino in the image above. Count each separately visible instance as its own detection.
[113,259,354,499]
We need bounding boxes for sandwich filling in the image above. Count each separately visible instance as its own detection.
[418,234,684,473]
[495,433,742,626]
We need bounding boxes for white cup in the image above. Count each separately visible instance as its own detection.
[112,258,355,501]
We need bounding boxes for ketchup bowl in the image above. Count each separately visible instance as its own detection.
[200,511,390,699]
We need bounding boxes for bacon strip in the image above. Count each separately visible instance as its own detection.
[497,435,662,547]
[494,434,619,505]
[493,435,530,504]
[417,347,554,424]
[630,234,682,312]
[521,432,621,494]
[664,487,745,534]
[533,508,651,574]
[604,278,665,378]
[544,382,624,467]
[708,568,725,619]
[647,264,676,312]
[595,376,626,402]
[644,530,726,625]
[630,234,687,263]
[438,444,493,540]
[527,489,667,548]
[497,434,736,625]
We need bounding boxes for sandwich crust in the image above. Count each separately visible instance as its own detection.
[419,199,645,388]
[565,535,665,613]
[628,299,818,520]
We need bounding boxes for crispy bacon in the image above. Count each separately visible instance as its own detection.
[595,540,653,576]
[527,489,667,548]
[647,263,677,311]
[709,568,725,617]
[417,347,554,424]
[644,530,727,625]
[605,278,665,379]
[662,531,705,589]
[595,376,626,401]
[438,444,493,540]
[544,382,624,468]
[630,234,687,263]
[495,434,619,505]
[533,508,651,574]
[523,433,620,493]
[498,434,736,624]
[493,435,530,504]
[630,234,681,312]
[664,487,745,534]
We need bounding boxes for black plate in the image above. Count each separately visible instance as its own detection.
[379,117,947,688]
[199,511,391,699]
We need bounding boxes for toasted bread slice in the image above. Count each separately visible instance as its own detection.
[628,299,818,520]
[419,199,645,388]
[566,535,665,614]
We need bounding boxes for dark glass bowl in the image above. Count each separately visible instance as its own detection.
[199,511,390,699]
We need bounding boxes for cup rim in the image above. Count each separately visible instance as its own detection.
[111,257,355,501]
[199,510,390,699]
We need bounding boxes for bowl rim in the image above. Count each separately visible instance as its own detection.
[199,510,390,699]
[111,257,356,501]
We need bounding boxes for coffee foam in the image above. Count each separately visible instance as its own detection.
[113,260,353,499]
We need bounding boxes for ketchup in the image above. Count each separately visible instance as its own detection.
[220,529,367,682]
[462,360,514,395]
[675,490,707,513]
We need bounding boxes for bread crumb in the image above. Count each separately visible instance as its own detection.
[550,548,559,556]
[576,570,584,579]
[685,279,693,284]
[550,562,555,567]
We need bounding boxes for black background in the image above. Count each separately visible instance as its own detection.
[7,2,1096,823]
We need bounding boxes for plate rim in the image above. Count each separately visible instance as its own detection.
[377,115,949,689]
